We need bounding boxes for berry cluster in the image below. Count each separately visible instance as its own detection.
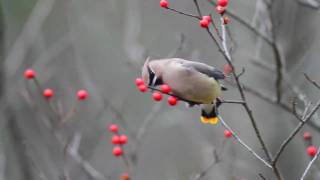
[199,15,211,28]
[303,132,318,157]
[109,124,130,179]
[135,78,178,106]
[24,69,89,101]
[216,0,230,25]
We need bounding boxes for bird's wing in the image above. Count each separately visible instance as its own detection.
[180,61,225,80]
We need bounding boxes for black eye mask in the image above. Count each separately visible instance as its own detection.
[147,66,163,86]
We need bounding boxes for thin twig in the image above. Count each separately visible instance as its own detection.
[272,99,320,165]
[236,68,246,78]
[304,73,320,90]
[300,144,320,180]
[218,116,272,168]
[206,0,273,45]
[166,7,201,19]
[192,149,220,180]
[259,173,267,180]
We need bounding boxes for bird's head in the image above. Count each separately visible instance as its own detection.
[141,57,163,87]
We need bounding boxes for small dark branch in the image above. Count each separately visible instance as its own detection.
[226,26,237,54]
[236,67,245,78]
[209,14,223,41]
[193,0,203,17]
[259,173,267,180]
[272,44,283,104]
[147,86,201,105]
[300,144,320,180]
[220,100,245,105]
[205,28,223,54]
[272,99,320,165]
[292,97,302,121]
[166,7,201,19]
[304,73,320,90]
[193,149,220,180]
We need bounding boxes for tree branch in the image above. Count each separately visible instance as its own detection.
[272,99,320,164]
[300,144,320,180]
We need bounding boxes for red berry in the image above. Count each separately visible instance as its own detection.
[307,146,317,157]
[224,130,232,138]
[121,173,130,180]
[77,90,88,100]
[218,0,228,7]
[152,92,163,101]
[43,88,54,99]
[135,78,145,86]
[160,84,171,93]
[111,135,121,144]
[24,69,36,79]
[138,84,148,92]
[167,96,178,106]
[160,0,169,8]
[216,5,226,14]
[113,146,123,157]
[223,16,230,24]
[200,19,209,28]
[303,132,312,140]
[223,64,233,75]
[119,135,128,144]
[203,16,212,23]
[109,124,119,133]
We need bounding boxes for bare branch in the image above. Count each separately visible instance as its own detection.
[273,99,320,165]
[236,68,246,79]
[300,144,320,180]
[166,7,201,19]
[218,116,272,168]
[206,0,273,45]
[259,173,268,180]
[192,149,220,180]
[304,73,320,90]
[297,0,320,9]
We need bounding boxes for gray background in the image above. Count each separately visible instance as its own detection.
[1,0,320,179]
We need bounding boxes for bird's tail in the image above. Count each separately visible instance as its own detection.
[200,99,221,124]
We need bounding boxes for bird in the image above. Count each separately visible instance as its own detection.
[141,58,226,124]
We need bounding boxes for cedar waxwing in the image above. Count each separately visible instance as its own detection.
[142,58,226,124]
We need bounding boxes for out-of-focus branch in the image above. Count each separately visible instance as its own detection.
[300,144,320,180]
[167,7,200,19]
[249,58,320,131]
[297,0,320,9]
[66,133,110,180]
[272,99,320,165]
[192,149,220,180]
[304,73,320,90]
[5,0,55,78]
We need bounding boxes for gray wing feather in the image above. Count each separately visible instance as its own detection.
[180,61,225,80]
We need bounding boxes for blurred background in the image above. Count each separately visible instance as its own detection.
[1,0,320,179]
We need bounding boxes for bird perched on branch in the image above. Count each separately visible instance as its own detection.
[142,58,226,124]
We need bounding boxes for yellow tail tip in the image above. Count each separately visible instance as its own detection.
[200,117,219,124]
